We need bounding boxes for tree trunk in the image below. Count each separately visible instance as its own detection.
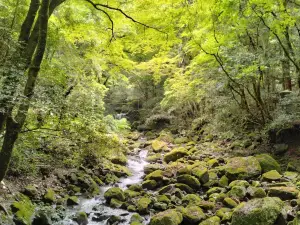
[0,0,50,181]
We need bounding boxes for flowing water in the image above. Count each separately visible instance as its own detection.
[57,146,149,225]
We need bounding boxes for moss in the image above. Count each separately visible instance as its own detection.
[136,197,151,214]
[191,167,209,184]
[199,216,221,225]
[146,153,162,163]
[225,157,261,180]
[182,205,206,224]
[231,197,285,225]
[43,188,56,203]
[255,154,281,173]
[152,140,167,152]
[198,201,215,210]
[142,180,157,190]
[110,198,124,208]
[182,194,202,205]
[74,212,88,225]
[110,152,127,165]
[145,170,164,181]
[177,174,200,189]
[67,196,79,206]
[207,159,219,168]
[144,164,165,174]
[283,171,299,181]
[228,186,247,199]
[127,205,137,212]
[23,185,38,199]
[175,183,194,194]
[11,194,35,225]
[261,170,282,182]
[124,189,140,198]
[149,209,183,225]
[207,187,226,195]
[104,173,119,184]
[157,195,171,204]
[104,187,125,202]
[216,208,232,221]
[229,180,249,188]
[268,186,299,200]
[223,197,238,208]
[164,147,188,163]
[174,137,189,144]
[218,175,228,187]
[130,213,144,223]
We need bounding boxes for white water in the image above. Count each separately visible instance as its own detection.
[56,148,149,225]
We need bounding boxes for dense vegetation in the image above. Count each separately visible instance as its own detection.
[0,0,300,225]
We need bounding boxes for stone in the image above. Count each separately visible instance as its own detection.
[144,164,165,174]
[67,196,79,206]
[228,186,247,199]
[219,175,229,187]
[177,175,200,189]
[182,205,206,224]
[268,186,299,200]
[207,159,219,168]
[152,140,167,152]
[73,212,88,225]
[149,209,183,225]
[229,180,250,188]
[164,147,188,163]
[247,186,266,198]
[174,137,189,144]
[261,170,282,182]
[255,154,281,173]
[124,190,140,198]
[191,167,209,184]
[231,197,285,225]
[223,197,238,208]
[225,157,261,180]
[142,180,157,190]
[110,198,124,208]
[199,216,221,225]
[145,170,164,181]
[43,189,56,204]
[23,185,38,199]
[182,194,202,205]
[104,187,125,202]
[130,214,144,223]
[136,197,151,214]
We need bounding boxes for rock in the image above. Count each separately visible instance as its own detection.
[73,212,88,225]
[175,183,194,194]
[107,215,122,225]
[219,175,229,187]
[199,216,221,225]
[142,180,157,190]
[144,164,165,174]
[273,144,289,155]
[152,140,167,152]
[177,175,200,189]
[110,198,124,208]
[228,186,247,199]
[67,196,79,206]
[207,187,226,195]
[43,189,56,204]
[225,157,261,180]
[268,186,299,200]
[229,180,249,188]
[104,187,125,202]
[261,170,282,182]
[283,171,299,181]
[130,213,144,223]
[207,159,219,168]
[231,197,285,225]
[136,197,151,214]
[216,208,232,222]
[124,190,140,199]
[149,209,183,225]
[174,137,189,144]
[182,194,202,205]
[223,197,238,208]
[146,153,162,162]
[32,209,52,225]
[164,147,188,163]
[182,205,206,224]
[191,167,209,184]
[23,185,38,199]
[11,194,35,225]
[247,186,266,198]
[154,202,168,210]
[157,195,171,204]
[128,184,143,192]
[145,170,164,182]
[255,154,281,173]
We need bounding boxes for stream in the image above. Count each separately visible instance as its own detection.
[56,145,149,225]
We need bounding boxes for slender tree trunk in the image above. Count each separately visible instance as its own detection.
[0,0,50,181]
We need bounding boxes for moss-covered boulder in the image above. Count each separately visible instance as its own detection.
[175,183,194,194]
[199,216,221,225]
[247,186,267,198]
[191,167,209,184]
[124,189,140,199]
[145,170,164,182]
[130,213,144,224]
[23,185,38,199]
[43,189,56,204]
[261,170,282,182]
[144,164,165,174]
[67,196,79,206]
[111,153,127,165]
[255,154,281,173]
[177,175,200,189]
[11,194,35,225]
[142,180,157,190]
[152,140,167,152]
[228,186,247,199]
[223,197,238,208]
[136,197,152,214]
[73,212,88,225]
[104,187,125,202]
[182,205,206,224]
[225,157,261,180]
[146,153,162,162]
[268,186,299,200]
[110,198,124,208]
[182,194,202,205]
[231,197,285,225]
[174,137,189,144]
[149,209,183,225]
[164,147,188,163]
[219,175,229,187]
[208,159,219,168]
[229,180,249,188]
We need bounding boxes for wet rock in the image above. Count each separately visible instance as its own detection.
[231,197,285,225]
[268,186,299,200]
[104,187,125,202]
[73,212,88,225]
[124,189,140,198]
[32,209,52,225]
[261,170,282,182]
[224,156,261,180]
[164,147,189,163]
[177,174,200,189]
[149,209,183,225]
[199,216,221,225]
[136,197,152,214]
[110,198,124,208]
[107,215,123,225]
[130,213,144,223]
[128,184,143,192]
[146,153,162,163]
[255,154,281,173]
[67,196,79,206]
[142,180,157,190]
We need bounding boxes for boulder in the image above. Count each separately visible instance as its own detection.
[182,205,206,224]
[225,157,261,180]
[73,212,88,225]
[104,187,125,202]
[67,196,79,206]
[110,198,124,208]
[164,147,188,163]
[255,154,281,173]
[149,209,183,225]
[136,197,152,214]
[43,189,56,204]
[223,197,238,208]
[177,175,200,189]
[144,164,165,174]
[152,140,167,152]
[23,185,38,199]
[145,170,164,182]
[199,216,221,225]
[261,170,282,182]
[231,197,285,225]
[142,180,157,190]
[191,167,209,184]
[268,186,299,200]
[228,186,247,199]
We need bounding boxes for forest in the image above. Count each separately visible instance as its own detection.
[0,0,299,224]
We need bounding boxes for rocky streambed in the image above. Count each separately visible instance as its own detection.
[1,131,300,225]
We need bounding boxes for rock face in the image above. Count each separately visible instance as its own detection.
[149,209,183,225]
[225,157,261,180]
[231,197,285,225]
